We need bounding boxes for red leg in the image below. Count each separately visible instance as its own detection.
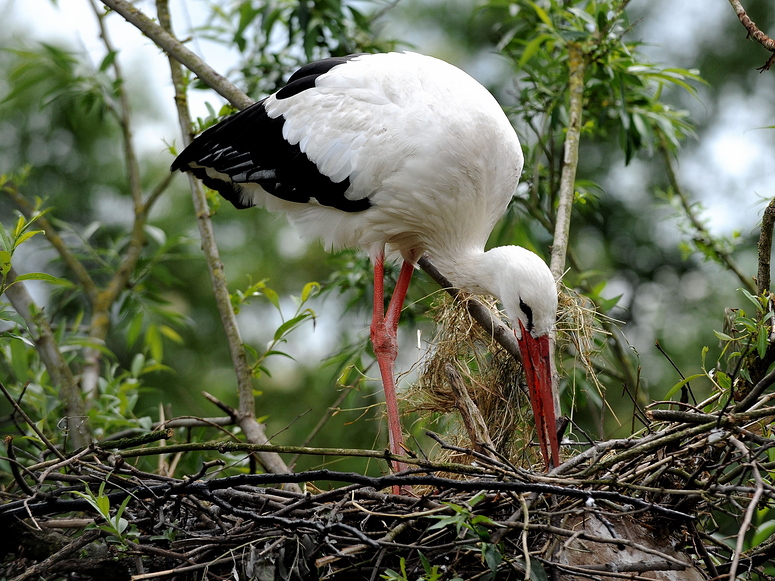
[370,253,414,486]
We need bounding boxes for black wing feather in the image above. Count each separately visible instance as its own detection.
[171,55,371,213]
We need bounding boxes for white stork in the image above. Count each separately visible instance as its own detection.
[172,51,561,470]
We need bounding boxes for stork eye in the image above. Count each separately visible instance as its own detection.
[519,298,534,332]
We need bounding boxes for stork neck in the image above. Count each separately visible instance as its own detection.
[430,247,500,298]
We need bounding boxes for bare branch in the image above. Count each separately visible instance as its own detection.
[660,143,755,294]
[99,0,253,109]
[727,0,775,71]
[418,254,523,363]
[550,42,585,281]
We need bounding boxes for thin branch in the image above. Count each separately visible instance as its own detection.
[757,197,775,294]
[444,363,496,455]
[727,0,775,71]
[77,1,150,400]
[733,364,775,413]
[0,383,67,461]
[550,42,585,281]
[660,143,755,294]
[99,0,253,109]
[155,0,295,484]
[728,458,765,579]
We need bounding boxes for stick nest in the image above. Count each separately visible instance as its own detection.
[2,292,775,580]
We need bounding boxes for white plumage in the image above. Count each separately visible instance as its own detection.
[173,51,560,471]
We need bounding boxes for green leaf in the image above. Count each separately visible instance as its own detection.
[529,1,553,27]
[145,324,163,363]
[664,373,705,399]
[13,228,43,249]
[12,272,59,284]
[519,33,554,68]
[752,519,775,547]
[127,311,144,348]
[757,326,768,359]
[159,324,183,344]
[130,353,145,378]
[263,287,280,310]
[98,50,117,72]
[273,311,313,342]
[301,281,320,303]
[0,250,10,277]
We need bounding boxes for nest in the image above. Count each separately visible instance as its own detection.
[2,292,775,580]
[407,286,603,468]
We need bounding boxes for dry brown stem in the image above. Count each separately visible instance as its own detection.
[155,0,295,483]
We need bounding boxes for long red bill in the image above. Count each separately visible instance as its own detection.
[517,322,560,469]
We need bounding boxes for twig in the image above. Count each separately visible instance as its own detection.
[733,365,775,413]
[4,436,36,495]
[155,0,295,485]
[728,460,765,580]
[444,363,497,454]
[727,0,775,71]
[288,387,352,470]
[0,382,67,460]
[660,142,755,294]
[550,41,585,281]
[2,470,694,521]
[10,531,102,581]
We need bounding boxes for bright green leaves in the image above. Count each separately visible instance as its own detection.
[71,482,138,547]
[0,182,58,295]
[230,277,320,379]
[495,0,704,165]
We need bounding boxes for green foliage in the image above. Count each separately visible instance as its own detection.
[196,0,394,97]
[382,552,458,581]
[71,481,138,547]
[238,279,321,378]
[3,42,118,125]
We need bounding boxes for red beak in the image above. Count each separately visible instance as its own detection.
[516,321,560,469]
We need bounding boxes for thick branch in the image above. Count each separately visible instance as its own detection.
[99,0,253,109]
[156,0,295,483]
[550,42,585,281]
[2,269,90,449]
[757,197,775,294]
[727,0,775,71]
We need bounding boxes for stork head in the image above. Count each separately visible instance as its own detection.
[484,245,560,468]
[482,245,557,340]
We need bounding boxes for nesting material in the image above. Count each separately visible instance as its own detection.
[409,292,541,467]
